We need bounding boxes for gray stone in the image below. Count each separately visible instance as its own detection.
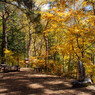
[71,78,93,87]
[71,61,92,87]
[82,78,93,85]
[0,65,20,72]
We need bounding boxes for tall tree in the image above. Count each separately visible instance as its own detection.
[0,3,10,64]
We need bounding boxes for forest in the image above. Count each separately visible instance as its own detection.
[0,0,95,84]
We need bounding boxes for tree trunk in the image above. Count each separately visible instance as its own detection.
[63,55,65,72]
[92,3,95,65]
[43,21,49,70]
[68,54,71,72]
[17,57,19,66]
[39,39,43,56]
[92,2,95,24]
[81,51,84,58]
[1,15,7,64]
[91,54,95,64]
[78,61,85,81]
[33,34,36,56]
[27,21,32,67]
[93,3,95,15]
[43,32,48,70]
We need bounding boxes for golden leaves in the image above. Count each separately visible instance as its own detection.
[82,1,88,7]
[42,12,54,20]
[4,49,14,56]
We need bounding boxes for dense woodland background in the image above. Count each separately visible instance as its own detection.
[0,0,95,82]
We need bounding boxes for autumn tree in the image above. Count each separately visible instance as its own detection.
[0,3,11,64]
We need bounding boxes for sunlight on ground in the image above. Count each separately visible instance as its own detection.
[0,88,8,92]
[18,79,30,82]
[3,76,24,80]
[86,86,95,90]
[8,91,21,95]
[28,83,44,89]
[44,89,74,94]
[21,68,32,71]
[44,89,57,94]
[27,74,57,78]
[77,92,91,95]
[44,80,71,87]
[44,80,63,85]
[0,69,95,95]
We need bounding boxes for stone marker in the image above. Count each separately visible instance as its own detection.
[71,61,92,87]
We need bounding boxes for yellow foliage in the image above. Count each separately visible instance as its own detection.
[40,0,95,77]
[82,1,88,7]
[4,49,14,56]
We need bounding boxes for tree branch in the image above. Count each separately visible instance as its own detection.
[0,0,27,14]
[84,41,95,51]
[76,36,81,50]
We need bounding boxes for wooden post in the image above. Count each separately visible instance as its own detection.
[25,58,29,68]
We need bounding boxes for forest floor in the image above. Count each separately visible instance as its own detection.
[0,68,95,95]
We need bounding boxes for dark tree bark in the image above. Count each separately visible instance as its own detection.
[91,54,95,65]
[93,3,95,15]
[78,61,85,81]
[1,15,7,64]
[68,54,71,72]
[33,33,36,56]
[1,6,9,64]
[27,21,32,67]
[43,20,50,70]
[63,55,65,72]
[39,39,43,56]
[43,32,48,70]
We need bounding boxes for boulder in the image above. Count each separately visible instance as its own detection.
[71,78,93,88]
[0,64,20,72]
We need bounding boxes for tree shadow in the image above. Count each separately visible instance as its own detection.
[0,69,95,95]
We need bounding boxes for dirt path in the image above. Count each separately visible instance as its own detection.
[0,68,95,95]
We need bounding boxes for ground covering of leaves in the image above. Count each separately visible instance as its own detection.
[0,68,95,95]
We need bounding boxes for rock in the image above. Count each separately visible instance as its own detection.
[82,78,93,86]
[0,65,20,72]
[71,80,83,88]
[71,78,93,88]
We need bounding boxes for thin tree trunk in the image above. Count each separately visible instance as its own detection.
[81,51,84,58]
[68,54,71,72]
[93,54,95,65]
[43,32,48,70]
[92,2,95,65]
[34,33,36,56]
[38,39,43,56]
[63,55,65,72]
[43,21,49,70]
[1,15,7,64]
[91,54,95,64]
[1,4,10,64]
[17,57,19,66]
[27,21,32,67]
[93,3,95,15]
